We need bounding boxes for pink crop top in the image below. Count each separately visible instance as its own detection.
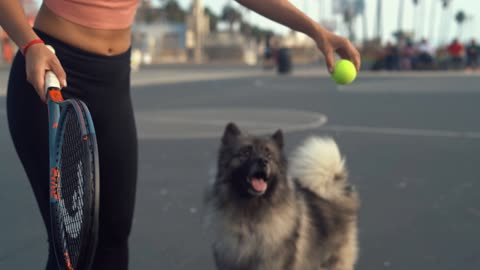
[44,0,141,30]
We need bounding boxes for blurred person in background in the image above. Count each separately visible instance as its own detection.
[262,33,276,69]
[447,38,465,70]
[384,41,400,70]
[0,0,361,269]
[415,38,435,70]
[400,40,415,71]
[465,38,479,71]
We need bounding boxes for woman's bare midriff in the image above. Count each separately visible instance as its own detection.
[34,3,132,56]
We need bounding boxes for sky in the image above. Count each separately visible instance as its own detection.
[176,0,479,46]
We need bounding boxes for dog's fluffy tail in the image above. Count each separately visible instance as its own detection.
[289,137,348,200]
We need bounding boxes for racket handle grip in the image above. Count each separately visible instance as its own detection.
[45,71,60,90]
[44,45,61,91]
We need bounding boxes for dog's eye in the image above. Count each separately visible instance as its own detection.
[240,146,252,157]
[264,147,272,159]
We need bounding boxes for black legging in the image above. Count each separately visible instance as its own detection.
[6,29,138,270]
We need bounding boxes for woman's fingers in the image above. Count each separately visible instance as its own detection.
[24,44,67,102]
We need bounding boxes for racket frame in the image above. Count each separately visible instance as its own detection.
[46,49,99,270]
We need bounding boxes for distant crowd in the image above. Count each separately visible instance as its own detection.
[371,38,480,72]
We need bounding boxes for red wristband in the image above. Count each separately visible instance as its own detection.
[22,38,44,55]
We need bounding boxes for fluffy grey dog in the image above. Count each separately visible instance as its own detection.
[205,123,359,270]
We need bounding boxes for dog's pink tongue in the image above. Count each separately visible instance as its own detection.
[251,178,267,192]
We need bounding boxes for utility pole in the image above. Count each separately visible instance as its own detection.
[193,0,204,63]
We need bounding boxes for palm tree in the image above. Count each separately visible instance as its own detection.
[221,4,242,33]
[343,6,356,42]
[415,0,434,40]
[418,0,427,39]
[352,0,368,42]
[412,0,419,37]
[455,10,466,39]
[428,0,439,43]
[204,7,219,32]
[397,0,405,32]
[439,0,452,43]
[163,0,186,23]
[137,0,156,23]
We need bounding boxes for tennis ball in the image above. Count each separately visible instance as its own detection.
[332,59,357,85]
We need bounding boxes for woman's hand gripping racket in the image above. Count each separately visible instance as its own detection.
[46,45,100,270]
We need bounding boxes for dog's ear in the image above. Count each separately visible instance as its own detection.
[222,122,242,145]
[271,129,284,149]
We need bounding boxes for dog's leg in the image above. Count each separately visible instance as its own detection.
[329,223,358,270]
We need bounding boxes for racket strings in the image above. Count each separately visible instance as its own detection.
[54,107,94,268]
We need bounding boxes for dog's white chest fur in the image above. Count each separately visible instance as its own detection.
[212,203,301,268]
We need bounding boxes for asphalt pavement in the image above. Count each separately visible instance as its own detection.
[1,64,479,269]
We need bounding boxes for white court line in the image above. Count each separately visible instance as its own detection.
[146,114,327,130]
[130,70,265,87]
[135,110,328,139]
[321,125,480,139]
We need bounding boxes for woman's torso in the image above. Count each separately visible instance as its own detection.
[34,1,139,56]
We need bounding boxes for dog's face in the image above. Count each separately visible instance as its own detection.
[217,123,287,198]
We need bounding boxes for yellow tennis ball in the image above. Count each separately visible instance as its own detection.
[332,59,357,85]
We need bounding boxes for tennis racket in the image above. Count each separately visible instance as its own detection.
[46,45,100,270]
